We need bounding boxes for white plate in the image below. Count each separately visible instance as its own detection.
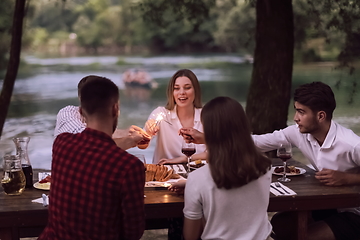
[145,182,172,188]
[189,160,207,169]
[33,181,50,190]
[272,166,306,176]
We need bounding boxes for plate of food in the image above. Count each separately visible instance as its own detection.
[33,175,51,190]
[189,160,207,170]
[272,166,306,176]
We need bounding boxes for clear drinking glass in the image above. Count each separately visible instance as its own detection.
[1,155,26,195]
[181,140,196,173]
[277,143,292,182]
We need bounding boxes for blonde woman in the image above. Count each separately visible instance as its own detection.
[140,69,207,164]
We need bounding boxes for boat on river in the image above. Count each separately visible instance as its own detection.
[122,69,158,89]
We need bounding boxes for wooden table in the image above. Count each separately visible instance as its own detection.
[0,160,359,240]
[0,169,185,240]
[269,158,360,239]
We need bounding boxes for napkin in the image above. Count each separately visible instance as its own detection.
[32,194,49,206]
[270,182,297,196]
[38,172,51,181]
[167,164,186,174]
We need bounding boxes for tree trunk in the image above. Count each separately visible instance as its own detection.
[0,0,26,138]
[246,0,294,134]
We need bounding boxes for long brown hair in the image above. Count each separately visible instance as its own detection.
[165,69,202,110]
[202,96,271,189]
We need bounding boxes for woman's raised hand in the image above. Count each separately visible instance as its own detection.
[179,128,205,144]
[144,119,160,136]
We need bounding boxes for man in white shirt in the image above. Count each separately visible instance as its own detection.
[54,75,150,150]
[180,82,360,240]
[252,82,360,240]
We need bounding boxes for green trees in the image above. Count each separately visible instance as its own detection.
[0,0,359,138]
[213,1,256,53]
[0,0,26,137]
[0,0,14,71]
[0,0,357,59]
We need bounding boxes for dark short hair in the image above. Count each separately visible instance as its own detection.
[165,69,202,110]
[294,82,336,120]
[201,96,271,189]
[80,76,119,115]
[77,75,98,97]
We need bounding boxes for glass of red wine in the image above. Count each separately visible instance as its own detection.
[181,140,196,173]
[277,143,292,182]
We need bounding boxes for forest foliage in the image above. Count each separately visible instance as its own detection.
[0,0,359,70]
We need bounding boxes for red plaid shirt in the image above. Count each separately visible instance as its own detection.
[38,128,145,240]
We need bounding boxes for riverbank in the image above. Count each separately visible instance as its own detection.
[1,55,360,170]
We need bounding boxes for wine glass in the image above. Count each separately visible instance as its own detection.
[181,140,196,173]
[277,143,292,182]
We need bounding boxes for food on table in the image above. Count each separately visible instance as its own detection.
[274,166,300,174]
[145,164,180,182]
[191,160,205,168]
[39,175,51,184]
[36,175,51,189]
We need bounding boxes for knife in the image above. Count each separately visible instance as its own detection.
[270,185,285,195]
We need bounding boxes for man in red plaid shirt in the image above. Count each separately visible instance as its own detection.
[38,76,145,240]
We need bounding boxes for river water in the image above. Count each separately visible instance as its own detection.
[0,55,359,169]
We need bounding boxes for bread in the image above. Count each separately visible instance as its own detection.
[145,164,156,182]
[145,164,179,182]
[135,127,151,149]
[154,165,165,180]
[170,173,180,179]
[162,169,174,182]
[138,144,148,149]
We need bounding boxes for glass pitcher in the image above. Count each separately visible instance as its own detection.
[13,137,33,188]
[1,154,26,195]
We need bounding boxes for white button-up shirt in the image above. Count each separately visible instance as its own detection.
[252,121,360,172]
[148,106,206,164]
[252,121,360,215]
[54,105,85,138]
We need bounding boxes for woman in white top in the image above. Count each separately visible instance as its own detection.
[140,69,206,164]
[183,97,273,240]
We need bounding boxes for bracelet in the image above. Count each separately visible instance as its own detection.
[189,156,192,162]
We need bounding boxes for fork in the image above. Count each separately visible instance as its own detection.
[275,182,290,194]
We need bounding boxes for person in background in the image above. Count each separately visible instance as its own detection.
[38,76,145,240]
[181,82,360,240]
[183,96,272,240]
[139,69,207,164]
[54,75,150,150]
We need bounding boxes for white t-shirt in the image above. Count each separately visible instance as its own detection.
[184,165,272,240]
[252,120,360,215]
[147,106,206,163]
[54,105,85,137]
